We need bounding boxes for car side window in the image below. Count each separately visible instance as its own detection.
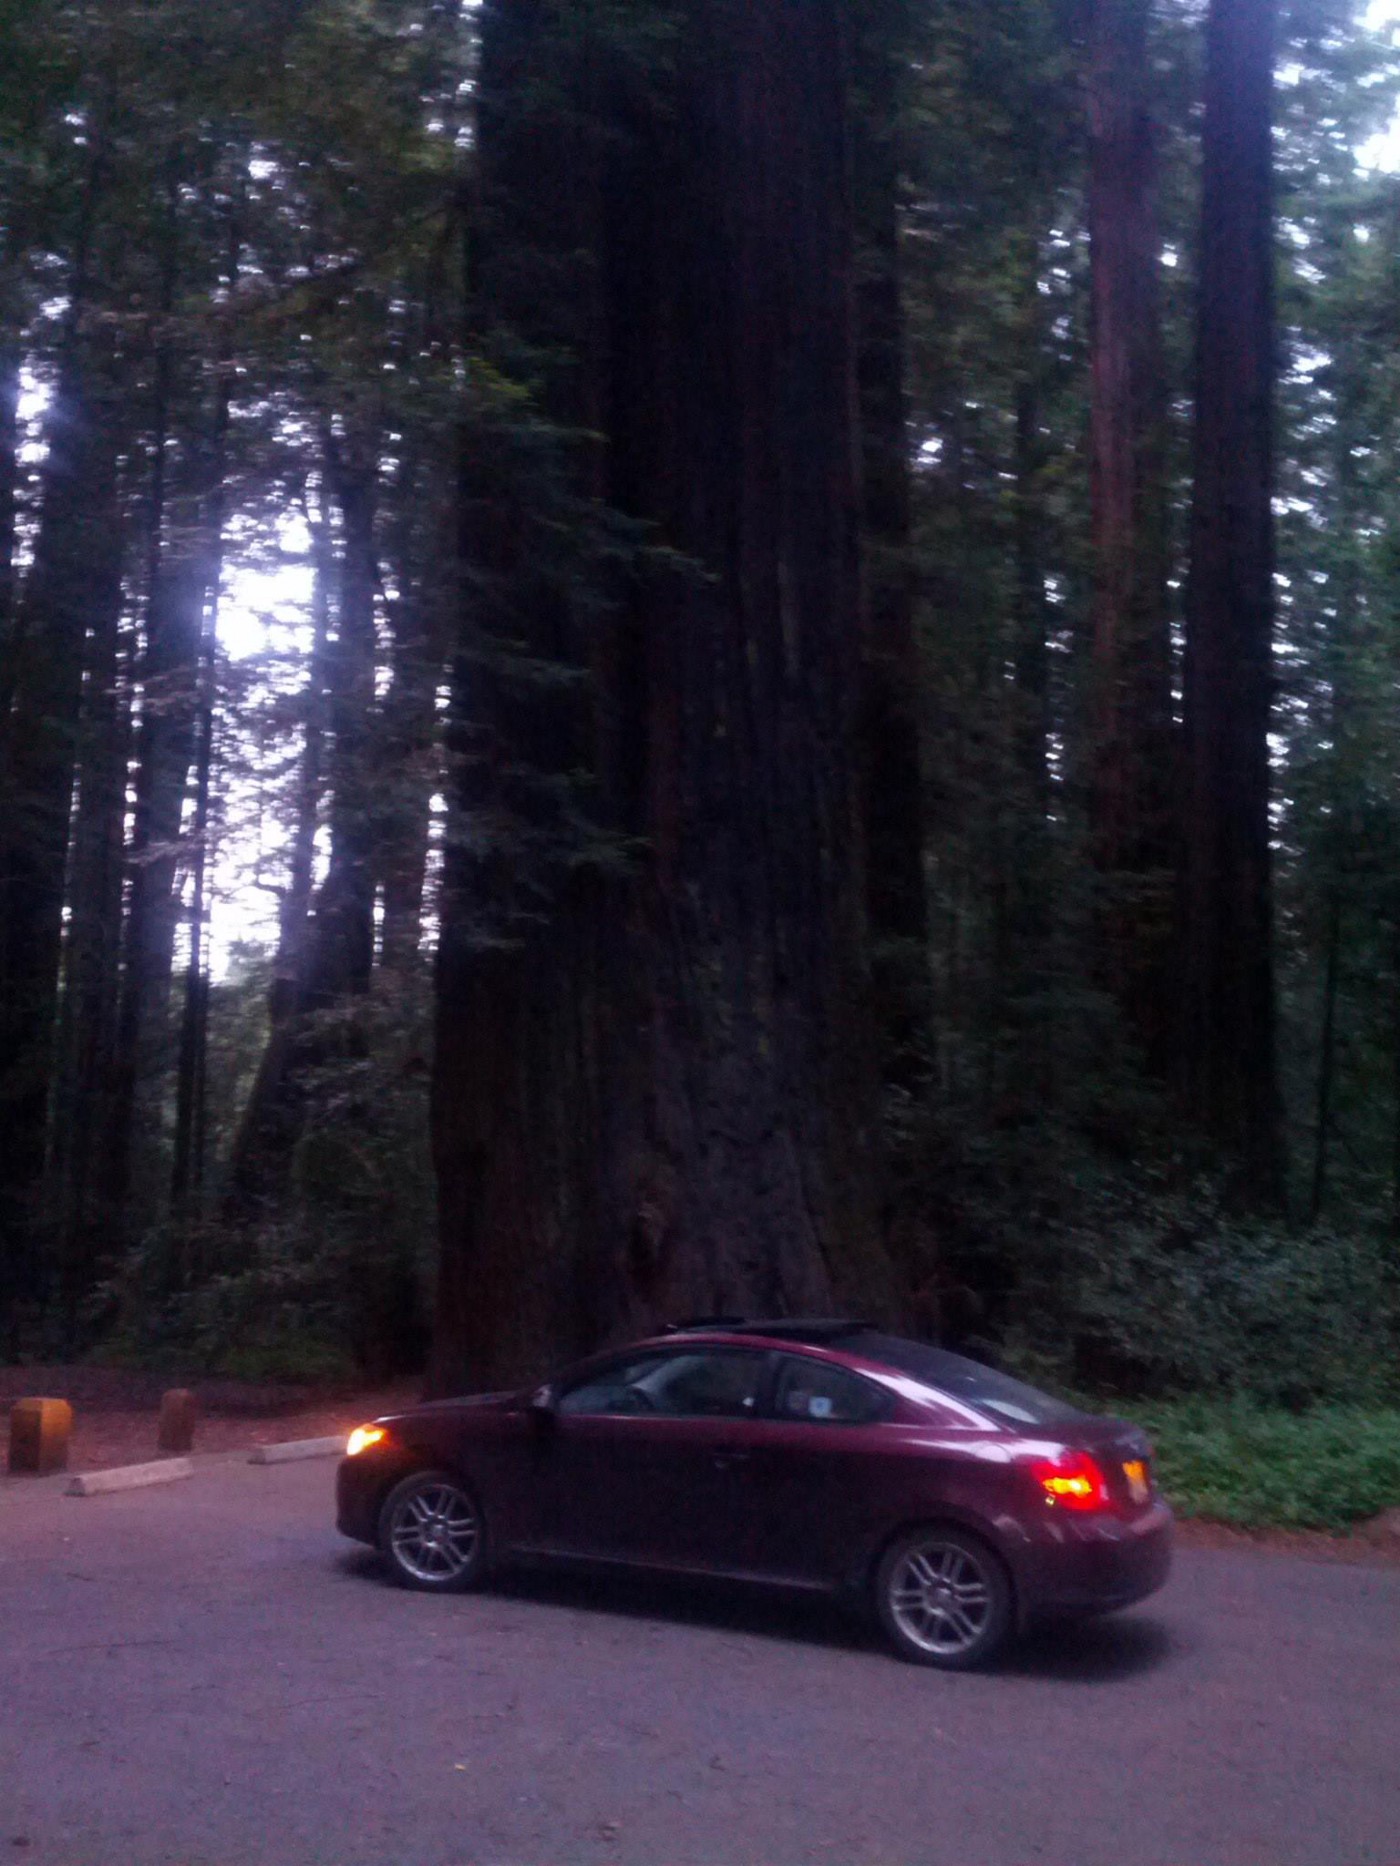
[558,1349,766,1420]
[773,1355,888,1425]
[558,1355,669,1417]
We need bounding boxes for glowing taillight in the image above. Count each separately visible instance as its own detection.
[1030,1450,1110,1513]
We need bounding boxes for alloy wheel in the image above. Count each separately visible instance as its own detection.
[876,1528,1011,1668]
[384,1477,480,1586]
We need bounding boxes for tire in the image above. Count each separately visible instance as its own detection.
[377,1469,487,1593]
[874,1526,1013,1670]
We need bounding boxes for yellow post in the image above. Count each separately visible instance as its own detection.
[7,1397,74,1475]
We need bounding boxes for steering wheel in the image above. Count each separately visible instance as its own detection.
[617,1386,658,1414]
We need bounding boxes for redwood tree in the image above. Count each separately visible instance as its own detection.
[852,0,928,1088]
[1180,0,1283,1194]
[1087,0,1175,1072]
[431,0,899,1392]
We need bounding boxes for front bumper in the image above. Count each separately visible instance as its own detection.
[336,1451,401,1546]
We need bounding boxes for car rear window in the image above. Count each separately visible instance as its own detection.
[772,1355,889,1425]
[836,1333,1086,1428]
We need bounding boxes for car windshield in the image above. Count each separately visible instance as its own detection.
[834,1332,1086,1428]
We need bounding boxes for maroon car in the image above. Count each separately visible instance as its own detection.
[336,1319,1172,1669]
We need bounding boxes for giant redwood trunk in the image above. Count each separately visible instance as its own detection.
[1180,0,1282,1195]
[49,516,127,1310]
[0,369,119,1326]
[0,337,19,698]
[1087,0,1176,1074]
[378,464,448,975]
[431,0,898,1392]
[306,432,379,1008]
[221,502,334,1219]
[851,0,928,1088]
[107,466,215,1224]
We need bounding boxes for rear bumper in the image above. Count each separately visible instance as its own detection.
[1018,1499,1173,1617]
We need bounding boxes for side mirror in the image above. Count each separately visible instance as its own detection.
[528,1383,558,1423]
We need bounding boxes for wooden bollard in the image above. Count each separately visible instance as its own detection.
[8,1397,73,1475]
[157,1388,198,1454]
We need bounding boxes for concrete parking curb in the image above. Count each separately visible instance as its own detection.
[66,1458,195,1497]
[248,1436,344,1464]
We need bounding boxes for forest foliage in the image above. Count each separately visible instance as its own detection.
[1,0,1399,1403]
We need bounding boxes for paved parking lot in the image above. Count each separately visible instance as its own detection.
[1,1455,1397,1866]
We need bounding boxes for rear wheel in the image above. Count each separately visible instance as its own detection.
[874,1526,1012,1669]
[378,1470,486,1592]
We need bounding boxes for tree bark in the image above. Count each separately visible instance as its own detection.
[306,429,380,1007]
[378,471,447,975]
[0,366,119,1325]
[1309,889,1340,1224]
[106,274,216,1227]
[431,0,898,1393]
[0,107,113,1330]
[223,439,382,1226]
[851,0,928,1089]
[169,593,218,1228]
[48,512,127,1313]
[221,496,334,1221]
[0,336,20,696]
[1011,236,1051,826]
[1179,0,1282,1196]
[1087,0,1176,1075]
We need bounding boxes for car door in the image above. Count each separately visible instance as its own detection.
[526,1346,772,1573]
[727,1352,903,1586]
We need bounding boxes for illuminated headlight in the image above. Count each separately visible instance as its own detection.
[346,1425,387,1457]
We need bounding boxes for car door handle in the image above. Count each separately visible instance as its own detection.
[712,1449,751,1471]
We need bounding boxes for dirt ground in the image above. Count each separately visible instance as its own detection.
[0,1364,420,1480]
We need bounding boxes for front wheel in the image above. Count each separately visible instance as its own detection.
[874,1527,1013,1670]
[378,1470,486,1592]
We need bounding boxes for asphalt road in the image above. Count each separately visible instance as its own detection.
[1,1456,1396,1866]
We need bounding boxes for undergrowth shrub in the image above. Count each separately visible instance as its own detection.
[901,1107,1400,1407]
[1130,1398,1400,1528]
[87,983,435,1384]
[1001,1187,1400,1406]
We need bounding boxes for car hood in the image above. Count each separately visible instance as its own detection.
[379,1391,515,1423]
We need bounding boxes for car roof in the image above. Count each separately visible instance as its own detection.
[631,1322,1089,1430]
[657,1317,874,1346]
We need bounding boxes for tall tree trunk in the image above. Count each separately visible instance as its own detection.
[48,521,127,1315]
[1012,259,1050,817]
[0,115,111,1333]
[0,335,20,697]
[0,370,118,1326]
[1179,0,1282,1197]
[851,0,927,1091]
[223,442,381,1225]
[1004,273,1056,1112]
[169,392,233,1236]
[378,463,447,975]
[170,594,218,1230]
[1309,890,1340,1224]
[1087,0,1176,1074]
[220,503,334,1220]
[306,431,379,1007]
[0,190,33,722]
[1307,374,1361,1230]
[106,234,216,1228]
[431,0,898,1393]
